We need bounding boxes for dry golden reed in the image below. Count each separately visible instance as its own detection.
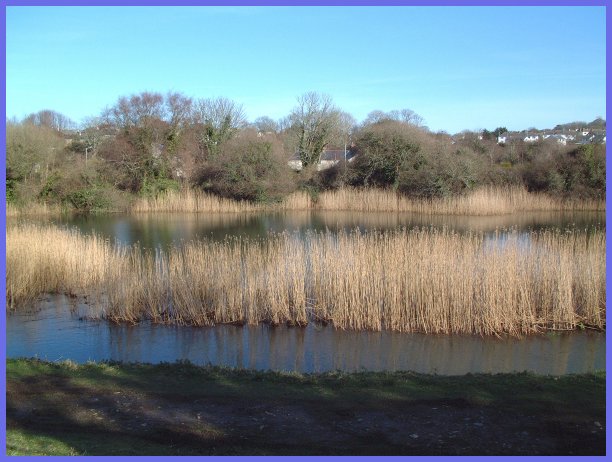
[7,224,605,336]
[6,202,63,217]
[132,186,604,215]
[131,189,312,213]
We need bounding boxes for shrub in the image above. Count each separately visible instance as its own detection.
[194,132,295,203]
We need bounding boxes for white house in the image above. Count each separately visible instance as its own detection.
[289,149,356,171]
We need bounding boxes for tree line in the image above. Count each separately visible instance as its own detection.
[6,91,606,212]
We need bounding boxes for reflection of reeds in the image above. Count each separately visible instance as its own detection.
[7,224,605,336]
[132,187,604,215]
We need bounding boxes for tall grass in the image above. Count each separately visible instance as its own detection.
[7,224,605,336]
[6,202,64,217]
[131,189,312,213]
[314,187,604,214]
[132,187,604,215]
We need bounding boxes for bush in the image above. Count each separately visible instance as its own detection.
[349,121,486,198]
[194,132,295,203]
[140,177,180,198]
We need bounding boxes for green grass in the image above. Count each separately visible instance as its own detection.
[6,358,606,456]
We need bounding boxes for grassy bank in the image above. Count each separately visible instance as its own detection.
[7,223,605,336]
[6,358,605,455]
[132,186,605,215]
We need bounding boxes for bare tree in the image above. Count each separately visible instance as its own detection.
[253,116,279,134]
[24,109,75,132]
[289,92,342,167]
[363,108,425,128]
[78,116,106,158]
[363,110,389,126]
[335,111,357,146]
[399,109,424,127]
[165,92,193,135]
[192,97,246,158]
[104,92,165,130]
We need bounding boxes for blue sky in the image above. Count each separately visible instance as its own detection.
[5,6,606,133]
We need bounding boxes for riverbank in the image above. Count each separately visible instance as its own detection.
[6,358,605,455]
[7,186,606,217]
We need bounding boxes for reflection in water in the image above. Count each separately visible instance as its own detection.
[8,209,605,250]
[7,296,605,375]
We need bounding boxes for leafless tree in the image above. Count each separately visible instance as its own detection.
[192,97,247,158]
[289,92,342,167]
[104,92,165,130]
[253,116,279,134]
[363,108,425,128]
[24,109,75,132]
[165,92,193,134]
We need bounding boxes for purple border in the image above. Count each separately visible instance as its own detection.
[1,1,608,461]
[1,0,609,5]
[1,3,6,460]
[606,3,610,460]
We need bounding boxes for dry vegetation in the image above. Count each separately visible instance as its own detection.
[6,202,64,217]
[131,188,312,213]
[131,186,604,215]
[7,223,605,336]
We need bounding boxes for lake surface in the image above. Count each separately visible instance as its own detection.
[6,210,606,374]
[6,295,605,375]
[15,209,606,249]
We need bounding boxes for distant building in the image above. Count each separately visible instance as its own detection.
[289,148,357,171]
[543,134,568,146]
[523,135,540,143]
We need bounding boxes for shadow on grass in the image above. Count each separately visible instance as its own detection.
[6,359,606,456]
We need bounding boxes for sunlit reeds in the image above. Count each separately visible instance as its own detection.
[131,186,604,215]
[313,186,605,214]
[7,224,605,336]
[131,189,312,213]
[6,202,63,217]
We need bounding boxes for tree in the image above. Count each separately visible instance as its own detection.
[288,92,342,167]
[103,92,165,131]
[165,92,193,138]
[253,116,279,134]
[349,120,423,188]
[192,97,246,158]
[492,127,508,138]
[24,109,75,132]
[100,92,176,194]
[362,108,425,128]
[194,131,295,202]
[6,122,65,184]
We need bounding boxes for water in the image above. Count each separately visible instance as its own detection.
[6,210,606,374]
[6,295,605,375]
[14,209,605,249]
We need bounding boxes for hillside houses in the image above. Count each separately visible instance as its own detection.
[496,128,605,146]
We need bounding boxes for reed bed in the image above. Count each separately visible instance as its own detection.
[314,187,605,215]
[131,187,604,215]
[6,202,64,217]
[7,224,606,336]
[131,189,312,213]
